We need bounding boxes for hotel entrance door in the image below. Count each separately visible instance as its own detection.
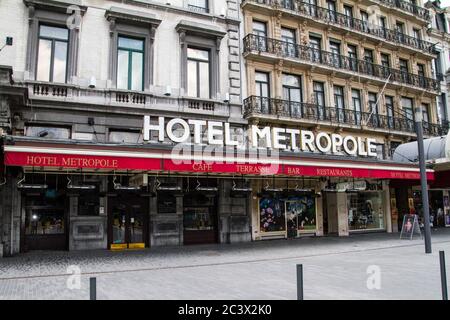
[108,195,149,249]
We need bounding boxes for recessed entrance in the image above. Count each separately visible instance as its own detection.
[108,195,149,249]
[183,178,219,245]
[22,175,69,252]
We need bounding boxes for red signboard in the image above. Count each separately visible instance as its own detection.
[164,160,281,175]
[283,165,434,180]
[4,152,162,171]
[4,151,433,180]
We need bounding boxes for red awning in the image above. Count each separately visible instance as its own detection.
[2,143,434,180]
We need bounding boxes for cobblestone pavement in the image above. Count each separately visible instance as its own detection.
[1,230,450,300]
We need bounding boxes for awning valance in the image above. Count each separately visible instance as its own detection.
[2,143,434,180]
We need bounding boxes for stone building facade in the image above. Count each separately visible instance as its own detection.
[0,0,248,256]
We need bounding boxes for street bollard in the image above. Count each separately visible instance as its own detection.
[90,277,97,301]
[440,251,448,301]
[297,264,303,300]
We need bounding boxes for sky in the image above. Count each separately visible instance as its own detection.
[439,0,450,7]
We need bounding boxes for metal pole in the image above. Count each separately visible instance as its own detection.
[415,107,432,254]
[297,264,303,300]
[440,251,448,300]
[90,277,97,300]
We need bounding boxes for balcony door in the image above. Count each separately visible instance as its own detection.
[334,85,345,122]
[253,20,267,52]
[386,95,395,129]
[329,41,341,68]
[380,53,391,78]
[326,0,337,23]
[304,0,318,17]
[283,74,302,118]
[255,72,270,114]
[348,44,358,71]
[309,36,322,63]
[399,59,409,83]
[351,89,362,125]
[313,81,326,120]
[364,49,374,75]
[401,97,415,131]
[344,5,354,28]
[281,27,297,58]
[368,92,379,127]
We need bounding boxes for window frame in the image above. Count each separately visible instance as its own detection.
[187,46,212,99]
[36,24,70,83]
[117,35,146,91]
[24,3,84,84]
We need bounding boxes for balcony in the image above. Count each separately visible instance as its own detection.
[243,0,434,54]
[243,34,440,93]
[243,96,448,136]
[27,81,229,117]
[378,0,431,22]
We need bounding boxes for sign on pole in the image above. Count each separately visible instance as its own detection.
[400,214,422,240]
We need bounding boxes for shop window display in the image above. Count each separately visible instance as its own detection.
[259,195,316,235]
[348,192,385,230]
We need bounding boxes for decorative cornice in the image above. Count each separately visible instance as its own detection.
[23,0,87,15]
[105,6,162,28]
[176,20,227,39]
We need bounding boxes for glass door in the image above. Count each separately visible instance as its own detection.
[109,195,149,249]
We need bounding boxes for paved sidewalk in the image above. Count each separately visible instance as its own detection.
[1,230,450,300]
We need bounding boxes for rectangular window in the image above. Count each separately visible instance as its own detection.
[188,0,209,13]
[253,20,267,37]
[334,85,345,122]
[396,22,405,43]
[435,52,443,80]
[417,63,426,87]
[368,92,379,127]
[282,74,302,117]
[364,49,374,75]
[109,130,143,144]
[380,53,390,77]
[360,11,369,32]
[386,95,395,129]
[37,25,69,83]
[344,5,353,28]
[309,36,322,63]
[26,126,71,139]
[253,20,268,51]
[399,59,410,83]
[117,36,145,91]
[304,0,318,17]
[281,27,297,57]
[348,192,385,231]
[78,185,101,216]
[402,97,414,120]
[187,47,210,99]
[348,44,357,71]
[255,71,270,114]
[352,89,362,124]
[329,40,341,68]
[326,0,337,22]
[313,81,325,120]
[422,103,430,124]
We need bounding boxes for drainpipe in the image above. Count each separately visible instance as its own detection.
[10,174,14,256]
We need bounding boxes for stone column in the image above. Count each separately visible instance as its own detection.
[336,192,349,237]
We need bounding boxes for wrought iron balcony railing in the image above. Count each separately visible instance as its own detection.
[244,34,440,92]
[244,96,447,136]
[245,0,434,53]
[378,0,431,21]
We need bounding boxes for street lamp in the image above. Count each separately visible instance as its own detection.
[415,105,432,254]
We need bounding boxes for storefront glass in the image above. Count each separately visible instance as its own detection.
[259,194,316,235]
[348,192,385,231]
